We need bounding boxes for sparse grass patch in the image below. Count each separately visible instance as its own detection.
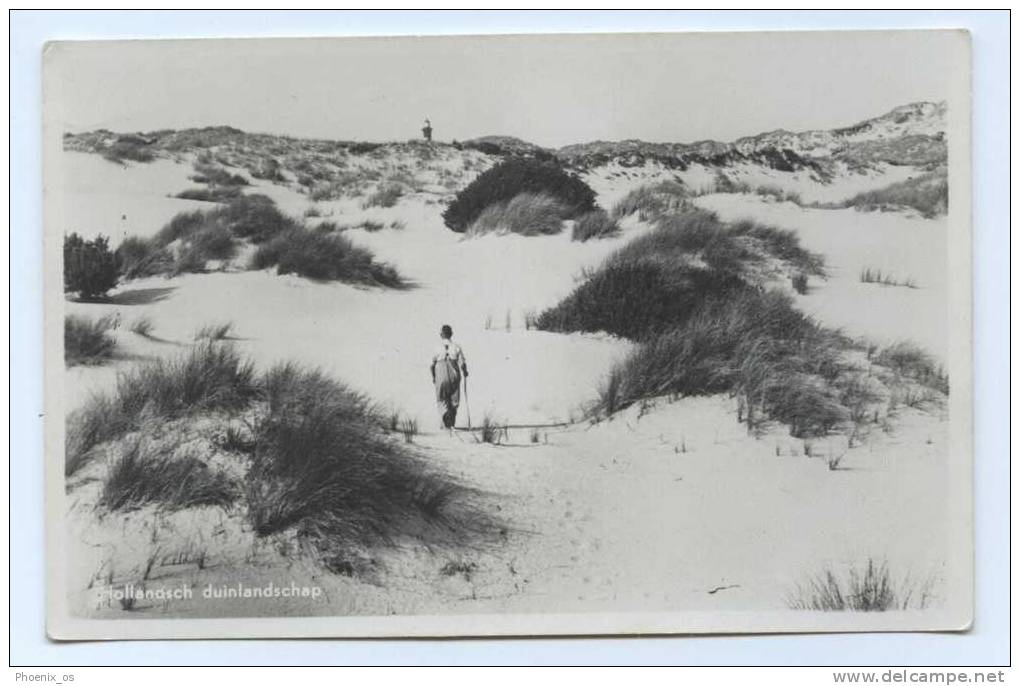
[65,314,117,366]
[611,180,688,221]
[875,341,948,393]
[859,267,917,289]
[363,183,404,208]
[475,413,507,445]
[786,559,936,611]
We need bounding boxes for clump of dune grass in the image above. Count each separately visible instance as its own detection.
[355,220,385,233]
[129,316,154,338]
[572,209,621,242]
[363,183,404,209]
[791,272,810,294]
[251,227,405,288]
[467,193,568,237]
[611,180,687,221]
[65,342,258,475]
[859,267,917,289]
[399,417,419,444]
[875,341,948,394]
[175,186,242,203]
[100,435,239,512]
[189,161,248,187]
[475,413,508,445]
[786,559,936,611]
[246,363,494,559]
[537,208,822,340]
[194,322,234,341]
[836,171,948,218]
[65,314,117,366]
[117,195,296,280]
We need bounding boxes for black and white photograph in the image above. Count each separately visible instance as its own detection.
[43,29,973,640]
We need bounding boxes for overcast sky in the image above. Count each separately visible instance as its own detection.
[47,30,962,147]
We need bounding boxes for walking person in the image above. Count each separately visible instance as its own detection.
[430,324,468,433]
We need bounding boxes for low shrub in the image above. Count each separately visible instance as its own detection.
[467,193,568,237]
[64,233,119,300]
[443,157,597,232]
[572,209,621,242]
[65,314,117,366]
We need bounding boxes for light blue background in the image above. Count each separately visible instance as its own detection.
[11,10,1009,666]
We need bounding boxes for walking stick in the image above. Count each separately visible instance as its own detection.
[463,374,471,430]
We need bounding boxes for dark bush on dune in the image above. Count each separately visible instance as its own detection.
[64,314,117,366]
[443,157,597,232]
[64,233,119,299]
[252,227,405,288]
[246,364,489,556]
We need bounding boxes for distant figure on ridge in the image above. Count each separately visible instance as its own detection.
[422,118,433,142]
[430,324,468,433]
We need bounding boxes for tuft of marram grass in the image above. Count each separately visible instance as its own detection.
[786,559,936,611]
[571,209,621,242]
[194,321,234,341]
[100,434,239,512]
[65,342,258,475]
[467,192,568,237]
[859,267,917,289]
[251,227,405,288]
[129,316,154,337]
[65,314,117,366]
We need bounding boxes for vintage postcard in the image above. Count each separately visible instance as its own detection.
[44,30,972,639]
